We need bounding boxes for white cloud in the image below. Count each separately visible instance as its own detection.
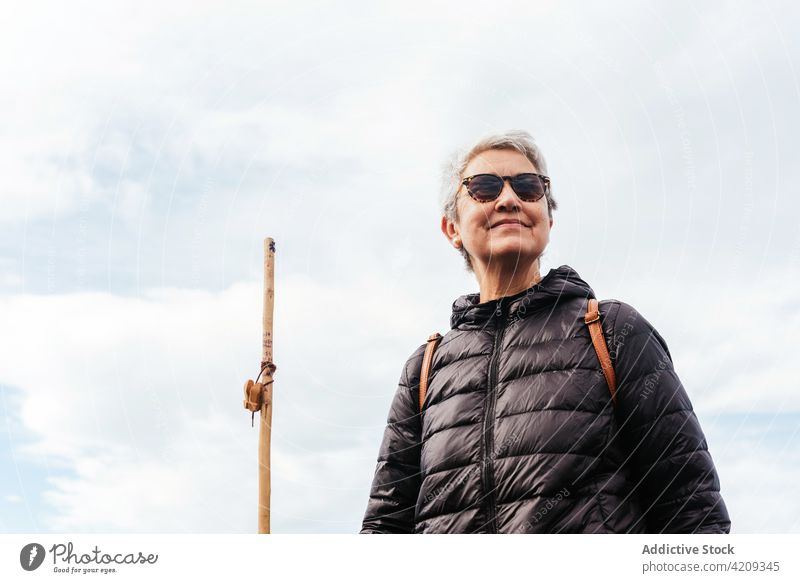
[0,272,440,532]
[624,271,800,415]
[706,420,800,533]
[1,0,799,534]
[2,265,798,531]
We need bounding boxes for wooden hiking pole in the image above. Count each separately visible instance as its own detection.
[243,237,277,533]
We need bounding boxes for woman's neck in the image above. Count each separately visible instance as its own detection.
[476,259,543,303]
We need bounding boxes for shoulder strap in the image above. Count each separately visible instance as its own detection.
[419,332,443,412]
[418,301,617,413]
[584,298,617,406]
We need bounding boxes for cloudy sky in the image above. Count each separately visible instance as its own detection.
[1,0,798,533]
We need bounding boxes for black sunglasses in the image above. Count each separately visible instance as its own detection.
[461,172,550,203]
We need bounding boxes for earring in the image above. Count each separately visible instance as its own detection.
[453,238,461,248]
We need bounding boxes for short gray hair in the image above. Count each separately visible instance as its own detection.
[439,129,558,272]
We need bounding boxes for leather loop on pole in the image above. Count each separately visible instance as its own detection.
[244,361,278,414]
[244,379,264,413]
[419,332,443,412]
[585,298,617,406]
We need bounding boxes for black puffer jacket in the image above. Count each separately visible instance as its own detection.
[360,265,730,534]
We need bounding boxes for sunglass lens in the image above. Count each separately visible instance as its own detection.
[511,174,546,201]
[467,175,503,201]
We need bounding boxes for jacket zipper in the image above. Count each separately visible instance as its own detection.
[482,298,508,533]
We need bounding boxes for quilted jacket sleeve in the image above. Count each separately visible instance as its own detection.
[360,345,425,533]
[609,301,731,534]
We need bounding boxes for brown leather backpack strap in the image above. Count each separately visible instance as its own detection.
[585,298,617,407]
[419,332,443,412]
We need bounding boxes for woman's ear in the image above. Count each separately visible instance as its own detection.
[441,215,461,248]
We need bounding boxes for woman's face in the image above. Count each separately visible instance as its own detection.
[442,148,554,273]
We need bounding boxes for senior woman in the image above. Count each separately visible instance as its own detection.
[360,130,730,534]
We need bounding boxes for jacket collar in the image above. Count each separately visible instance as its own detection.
[449,264,595,330]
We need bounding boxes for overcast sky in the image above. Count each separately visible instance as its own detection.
[1,0,799,533]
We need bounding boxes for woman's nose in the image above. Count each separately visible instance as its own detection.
[494,179,521,211]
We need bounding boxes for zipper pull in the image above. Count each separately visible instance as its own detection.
[493,298,503,321]
[496,297,508,321]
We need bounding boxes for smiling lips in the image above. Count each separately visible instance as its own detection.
[490,219,529,229]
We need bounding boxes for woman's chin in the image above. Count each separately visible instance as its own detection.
[488,240,539,254]
[484,246,541,268]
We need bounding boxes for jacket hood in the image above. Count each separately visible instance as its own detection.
[449,264,595,330]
